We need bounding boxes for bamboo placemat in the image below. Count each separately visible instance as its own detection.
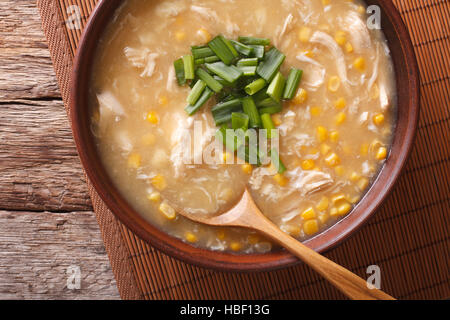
[37,0,449,300]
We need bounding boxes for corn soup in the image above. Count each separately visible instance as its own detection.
[90,0,396,253]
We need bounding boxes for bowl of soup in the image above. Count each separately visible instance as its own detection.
[71,0,419,271]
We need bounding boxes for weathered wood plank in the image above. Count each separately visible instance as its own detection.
[0,210,120,299]
[0,0,61,100]
[0,99,92,212]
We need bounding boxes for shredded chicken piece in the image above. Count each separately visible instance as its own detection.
[310,31,357,88]
[190,5,219,21]
[341,11,372,53]
[285,168,334,196]
[124,47,159,78]
[97,91,125,116]
[296,53,326,89]
[275,14,295,46]
[155,1,187,17]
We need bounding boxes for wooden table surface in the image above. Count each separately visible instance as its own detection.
[0,1,120,299]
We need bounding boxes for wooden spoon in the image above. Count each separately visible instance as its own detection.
[174,188,395,300]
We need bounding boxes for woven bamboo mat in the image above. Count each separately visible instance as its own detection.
[37,0,449,300]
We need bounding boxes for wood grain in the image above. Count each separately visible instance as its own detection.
[0,0,119,299]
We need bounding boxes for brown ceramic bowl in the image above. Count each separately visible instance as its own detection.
[71,0,419,271]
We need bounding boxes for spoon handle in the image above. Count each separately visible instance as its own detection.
[251,215,395,300]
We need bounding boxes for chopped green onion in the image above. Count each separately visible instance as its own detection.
[257,97,280,108]
[213,112,233,125]
[213,75,236,87]
[241,96,262,128]
[173,58,186,85]
[231,112,249,130]
[238,36,271,46]
[245,78,267,95]
[205,55,220,63]
[196,68,223,93]
[237,58,259,67]
[220,36,239,58]
[208,36,236,65]
[267,72,286,102]
[185,87,213,115]
[216,125,238,152]
[230,40,254,56]
[192,46,215,59]
[270,148,287,174]
[260,113,277,138]
[206,62,243,84]
[238,66,257,76]
[186,80,207,105]
[249,45,265,59]
[258,104,282,115]
[212,98,242,115]
[257,47,286,82]
[283,68,303,100]
[195,58,205,65]
[253,89,270,103]
[182,55,195,80]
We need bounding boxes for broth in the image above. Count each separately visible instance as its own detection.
[90,0,396,253]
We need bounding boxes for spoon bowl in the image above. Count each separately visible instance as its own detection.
[173,188,395,300]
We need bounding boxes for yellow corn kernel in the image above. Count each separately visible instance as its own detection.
[298,26,312,43]
[223,152,233,164]
[335,165,345,176]
[360,143,369,156]
[272,114,282,126]
[197,27,211,43]
[307,147,319,155]
[317,126,328,142]
[331,194,347,205]
[274,173,289,187]
[348,195,361,204]
[217,230,226,240]
[370,84,380,99]
[127,153,142,169]
[147,191,161,203]
[350,171,361,182]
[325,152,340,167]
[248,234,260,245]
[159,201,176,220]
[185,232,198,243]
[373,113,385,126]
[328,76,341,92]
[376,147,387,160]
[175,31,186,41]
[334,97,347,109]
[230,242,242,252]
[241,163,253,174]
[330,207,339,217]
[158,95,168,106]
[282,225,302,237]
[334,30,347,46]
[353,57,366,71]
[320,143,331,156]
[329,131,339,143]
[220,188,234,202]
[151,174,167,191]
[357,177,369,190]
[316,196,329,211]
[301,50,314,58]
[338,202,352,216]
[310,106,322,116]
[141,133,156,146]
[301,159,315,170]
[358,5,366,14]
[146,111,159,124]
[322,0,330,5]
[302,207,316,220]
[318,213,329,224]
[335,112,347,125]
[293,88,308,104]
[345,42,354,53]
[303,219,319,235]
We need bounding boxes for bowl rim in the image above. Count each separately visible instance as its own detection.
[70,0,420,272]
